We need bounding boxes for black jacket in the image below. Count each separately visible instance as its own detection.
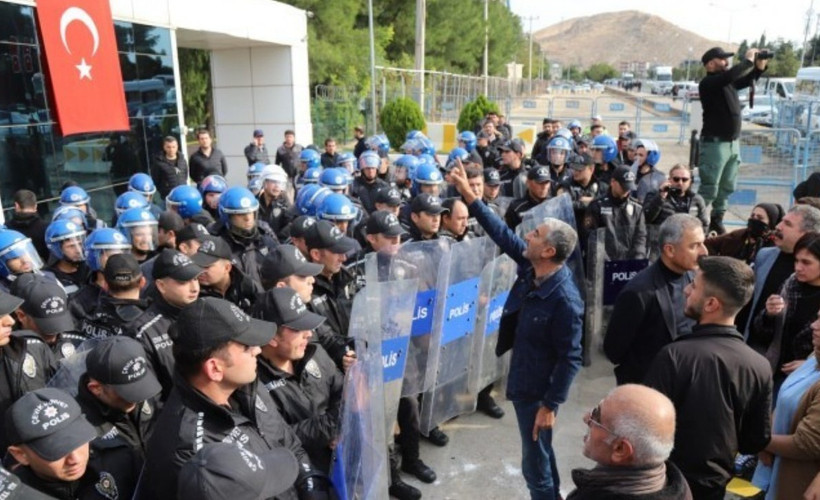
[320,152,340,168]
[351,177,389,214]
[6,210,48,261]
[258,344,344,473]
[604,260,694,385]
[699,60,764,141]
[309,270,355,338]
[567,461,692,500]
[188,147,227,184]
[504,193,546,230]
[530,130,552,165]
[559,176,603,224]
[138,375,314,500]
[258,193,294,241]
[644,324,772,500]
[243,142,270,166]
[583,193,647,260]
[150,154,189,199]
[276,144,303,179]
[77,295,148,340]
[43,264,91,297]
[643,190,708,230]
[0,332,53,450]
[213,221,279,286]
[126,295,180,400]
[68,282,104,329]
[198,266,262,312]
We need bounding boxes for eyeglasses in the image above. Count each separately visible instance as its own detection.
[670,176,691,182]
[586,403,619,437]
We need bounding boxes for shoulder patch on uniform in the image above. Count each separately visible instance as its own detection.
[95,471,119,500]
[141,401,153,416]
[305,359,322,379]
[255,395,268,413]
[22,353,36,379]
[61,342,76,358]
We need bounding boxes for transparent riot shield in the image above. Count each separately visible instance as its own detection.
[371,279,418,446]
[584,227,649,356]
[517,193,586,298]
[330,285,388,500]
[47,338,103,397]
[365,239,450,397]
[419,237,490,435]
[469,252,517,401]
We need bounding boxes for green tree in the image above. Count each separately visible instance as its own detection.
[380,97,425,151]
[585,63,618,82]
[767,40,800,77]
[457,95,499,132]
[178,48,212,135]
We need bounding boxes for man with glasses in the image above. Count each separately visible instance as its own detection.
[644,164,708,230]
[568,384,690,499]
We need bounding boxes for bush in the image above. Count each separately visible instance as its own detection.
[380,98,425,152]
[457,95,500,133]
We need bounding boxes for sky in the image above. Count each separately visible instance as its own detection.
[509,0,814,46]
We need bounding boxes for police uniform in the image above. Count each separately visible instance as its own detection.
[78,296,148,340]
[213,220,279,285]
[69,282,104,328]
[351,176,390,214]
[560,175,603,227]
[257,192,293,241]
[583,191,648,260]
[255,289,344,474]
[504,166,553,230]
[192,237,263,313]
[42,263,91,297]
[138,298,322,500]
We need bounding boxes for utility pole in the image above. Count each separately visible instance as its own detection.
[483,0,488,95]
[802,0,816,68]
[414,0,426,113]
[522,15,539,95]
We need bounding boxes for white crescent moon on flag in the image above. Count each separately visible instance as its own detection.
[59,7,99,56]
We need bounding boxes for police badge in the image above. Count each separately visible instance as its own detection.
[305,359,322,379]
[61,342,76,359]
[95,471,119,500]
[22,353,36,379]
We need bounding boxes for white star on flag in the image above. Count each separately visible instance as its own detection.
[76,58,92,80]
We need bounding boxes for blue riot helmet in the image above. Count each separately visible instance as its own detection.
[568,120,582,132]
[0,229,43,279]
[218,186,260,226]
[128,173,156,201]
[294,184,322,216]
[400,137,422,155]
[359,150,381,181]
[166,185,203,219]
[299,149,321,170]
[547,136,573,166]
[247,162,267,183]
[591,135,618,164]
[420,137,436,156]
[418,153,437,168]
[406,130,424,141]
[299,167,322,188]
[45,219,86,263]
[52,206,88,232]
[84,228,132,272]
[317,193,358,223]
[319,167,350,193]
[115,191,149,216]
[305,144,320,153]
[248,177,263,196]
[458,131,477,152]
[336,152,357,174]
[116,208,159,254]
[447,147,470,170]
[376,134,390,155]
[365,135,381,152]
[554,128,573,141]
[633,138,661,167]
[199,174,228,195]
[59,186,90,208]
[393,155,420,183]
[413,162,443,196]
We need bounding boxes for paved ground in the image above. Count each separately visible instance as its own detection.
[407,349,617,499]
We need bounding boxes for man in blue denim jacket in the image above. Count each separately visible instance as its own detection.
[450,164,584,500]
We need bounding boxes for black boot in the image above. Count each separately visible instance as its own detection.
[477,387,505,419]
[401,458,437,483]
[709,212,726,235]
[424,426,449,447]
[390,469,422,500]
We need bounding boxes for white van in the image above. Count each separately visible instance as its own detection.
[795,67,820,101]
[756,77,795,100]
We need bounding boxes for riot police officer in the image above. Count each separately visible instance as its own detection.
[199,174,228,221]
[42,219,90,296]
[590,134,621,186]
[78,254,148,340]
[351,151,390,213]
[213,186,279,285]
[505,166,553,230]
[258,165,293,240]
[305,221,357,339]
[583,165,648,260]
[0,228,46,293]
[192,236,262,312]
[558,153,603,225]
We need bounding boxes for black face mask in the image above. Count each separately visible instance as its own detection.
[747,218,769,238]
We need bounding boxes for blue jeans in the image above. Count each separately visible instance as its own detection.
[512,400,559,500]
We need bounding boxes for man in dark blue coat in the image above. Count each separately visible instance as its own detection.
[450,163,583,500]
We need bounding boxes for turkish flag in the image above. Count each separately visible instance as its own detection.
[36,0,129,136]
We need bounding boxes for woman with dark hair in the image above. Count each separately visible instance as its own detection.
[754,232,820,392]
[705,203,784,264]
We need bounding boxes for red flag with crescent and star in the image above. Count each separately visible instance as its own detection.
[36,0,129,136]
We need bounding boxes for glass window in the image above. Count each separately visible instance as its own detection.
[0,5,36,46]
[114,21,134,54]
[133,25,171,56]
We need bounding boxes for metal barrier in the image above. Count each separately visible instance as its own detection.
[723,128,803,223]
[550,96,596,124]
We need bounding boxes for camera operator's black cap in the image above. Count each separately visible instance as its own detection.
[702,47,734,64]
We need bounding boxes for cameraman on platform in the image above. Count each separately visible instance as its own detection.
[698,46,768,235]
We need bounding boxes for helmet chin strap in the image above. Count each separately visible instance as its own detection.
[230,223,259,241]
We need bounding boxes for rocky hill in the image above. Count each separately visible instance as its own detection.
[534,10,737,69]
